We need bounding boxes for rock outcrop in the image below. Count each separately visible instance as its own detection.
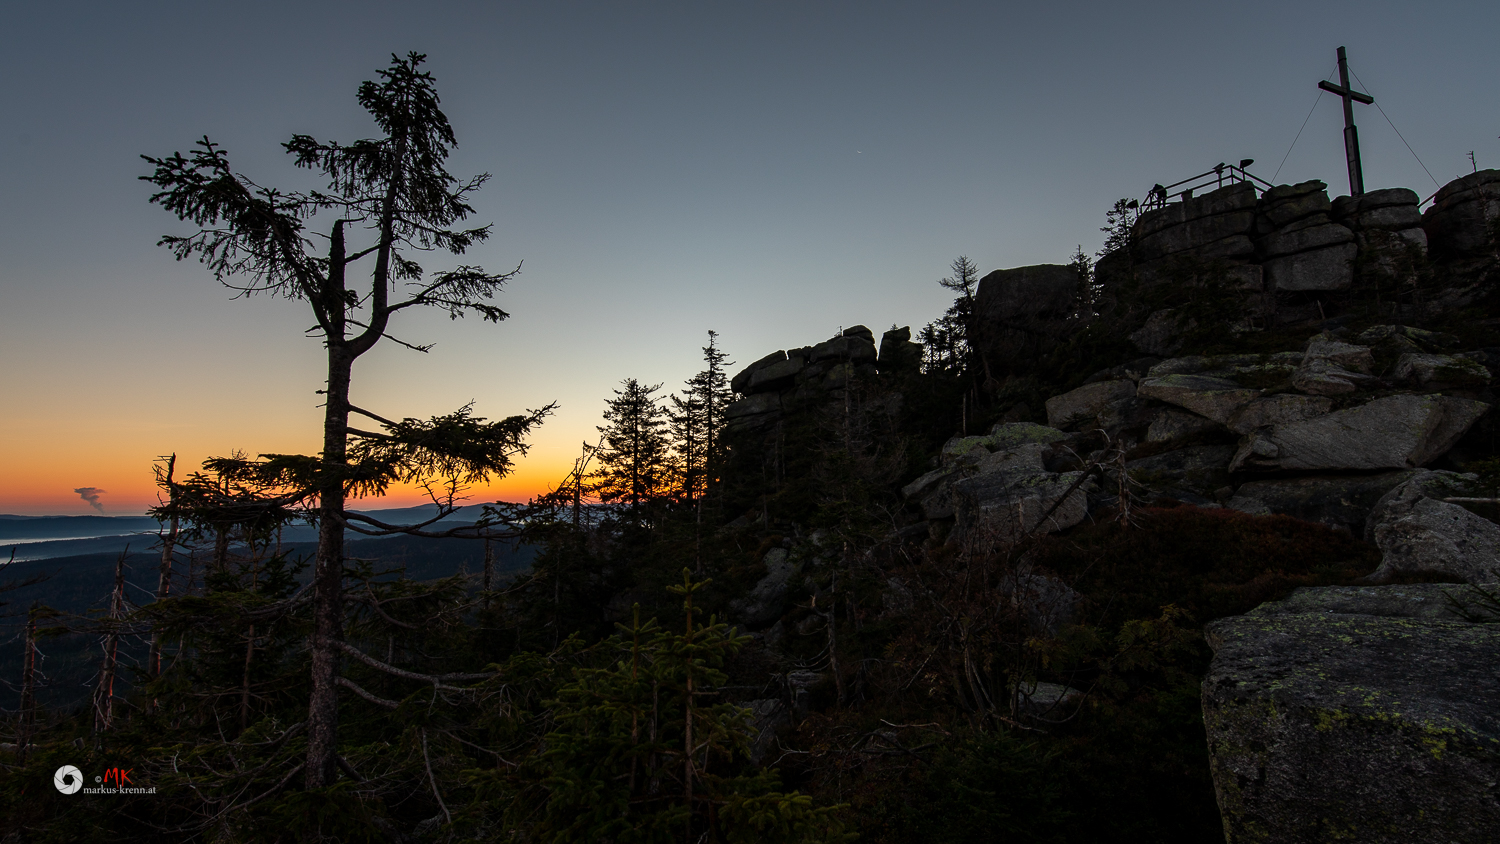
[1203,584,1500,843]
[972,264,1082,373]
[730,547,801,627]
[1364,471,1500,583]
[905,423,1085,540]
[959,170,1497,384]
[1423,169,1500,260]
[886,322,1492,546]
[726,325,906,433]
[1137,373,1260,425]
[1229,393,1488,473]
[714,167,1500,842]
[1044,379,1135,430]
[951,467,1090,543]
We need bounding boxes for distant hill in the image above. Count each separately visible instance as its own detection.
[1,503,522,562]
[0,514,160,542]
[0,531,536,710]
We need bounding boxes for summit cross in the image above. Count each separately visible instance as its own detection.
[1318,45,1375,196]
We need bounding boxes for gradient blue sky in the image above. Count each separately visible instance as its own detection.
[2,1,1497,514]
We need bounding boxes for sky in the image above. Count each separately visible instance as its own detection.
[2,1,1498,515]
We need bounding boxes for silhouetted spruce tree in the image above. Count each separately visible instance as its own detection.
[669,389,705,505]
[141,52,551,789]
[669,330,734,507]
[1069,244,1100,319]
[918,255,981,377]
[1098,197,1137,259]
[594,378,671,530]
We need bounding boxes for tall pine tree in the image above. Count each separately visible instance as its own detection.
[142,52,549,788]
[669,330,734,507]
[594,379,672,530]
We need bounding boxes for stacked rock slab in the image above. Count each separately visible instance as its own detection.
[1422,169,1500,260]
[975,172,1494,374]
[1203,584,1500,843]
[1254,180,1357,293]
[726,325,902,433]
[1133,181,1259,279]
[1125,179,1366,303]
[1332,187,1428,287]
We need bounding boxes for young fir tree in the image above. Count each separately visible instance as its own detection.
[141,52,551,789]
[1069,244,1100,319]
[917,255,981,377]
[531,572,853,844]
[594,378,672,530]
[668,389,705,505]
[1098,197,1137,259]
[669,331,734,507]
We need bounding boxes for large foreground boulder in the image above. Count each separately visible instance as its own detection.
[1203,584,1500,843]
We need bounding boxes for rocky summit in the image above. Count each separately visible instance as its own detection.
[721,169,1500,841]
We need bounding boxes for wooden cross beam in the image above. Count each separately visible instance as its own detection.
[1318,46,1375,196]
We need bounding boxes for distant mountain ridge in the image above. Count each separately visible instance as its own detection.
[0,503,519,561]
[0,515,160,540]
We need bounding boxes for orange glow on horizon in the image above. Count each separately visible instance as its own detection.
[0,449,576,517]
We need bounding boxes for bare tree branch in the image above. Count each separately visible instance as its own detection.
[337,640,495,684]
[420,728,453,827]
[336,676,400,710]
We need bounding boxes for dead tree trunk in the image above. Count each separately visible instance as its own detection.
[482,540,494,609]
[682,590,696,844]
[241,553,260,734]
[211,526,231,585]
[17,610,37,763]
[94,548,128,739]
[150,454,180,679]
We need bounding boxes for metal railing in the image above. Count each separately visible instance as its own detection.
[1138,161,1275,213]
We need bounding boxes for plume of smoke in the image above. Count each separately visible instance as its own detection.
[74,487,107,514]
